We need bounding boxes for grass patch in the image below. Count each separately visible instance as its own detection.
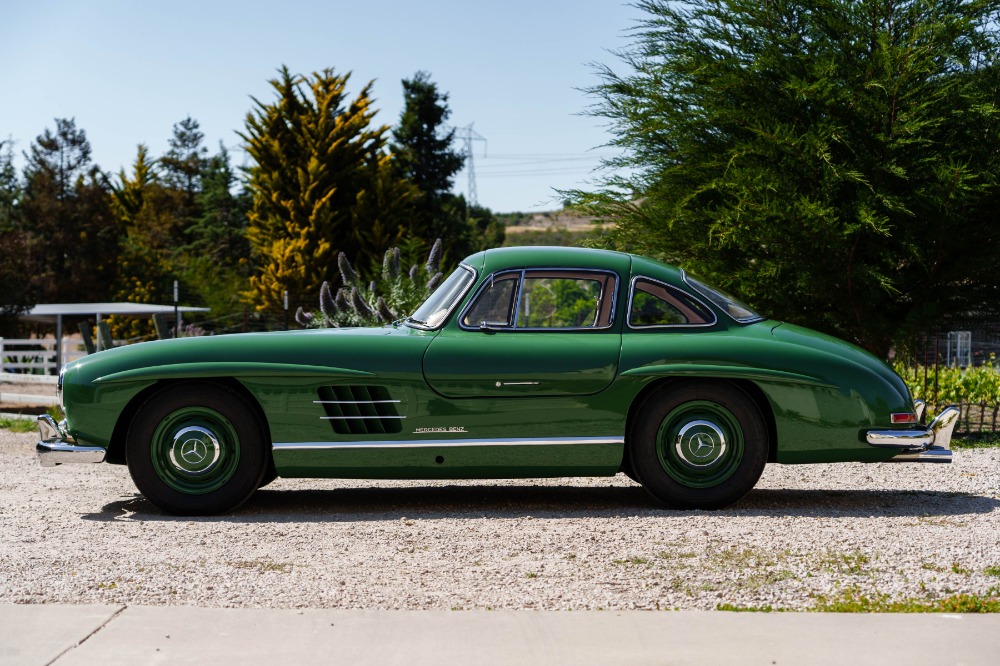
[721,590,1000,613]
[953,434,1000,449]
[230,560,292,574]
[612,556,650,566]
[984,566,1000,578]
[0,417,36,433]
[816,551,870,575]
[814,590,1000,613]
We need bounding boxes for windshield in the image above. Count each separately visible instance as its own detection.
[406,265,476,329]
[683,273,763,323]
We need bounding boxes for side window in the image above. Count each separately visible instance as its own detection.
[460,269,617,330]
[516,271,615,329]
[462,274,518,327]
[629,278,714,327]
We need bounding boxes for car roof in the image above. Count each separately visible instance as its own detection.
[469,246,631,274]
[466,246,685,285]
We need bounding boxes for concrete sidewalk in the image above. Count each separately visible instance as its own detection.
[2,605,999,665]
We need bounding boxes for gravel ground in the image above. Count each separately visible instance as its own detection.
[1,428,998,610]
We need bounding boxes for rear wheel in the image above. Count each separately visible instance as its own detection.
[126,382,267,515]
[630,381,767,509]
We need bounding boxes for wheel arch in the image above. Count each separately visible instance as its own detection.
[105,377,270,465]
[624,377,778,464]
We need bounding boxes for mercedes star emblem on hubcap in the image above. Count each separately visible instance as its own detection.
[674,420,727,468]
[168,426,222,475]
[179,438,208,464]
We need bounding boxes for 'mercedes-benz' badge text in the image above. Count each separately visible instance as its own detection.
[413,427,467,434]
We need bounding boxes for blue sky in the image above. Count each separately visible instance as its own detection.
[1,1,642,212]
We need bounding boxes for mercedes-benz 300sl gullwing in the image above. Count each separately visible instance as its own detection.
[37,246,959,515]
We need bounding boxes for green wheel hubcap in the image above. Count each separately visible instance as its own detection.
[656,400,744,488]
[150,407,240,494]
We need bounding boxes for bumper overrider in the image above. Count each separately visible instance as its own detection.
[866,401,960,463]
[36,415,105,466]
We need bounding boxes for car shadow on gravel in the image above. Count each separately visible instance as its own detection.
[81,485,1000,522]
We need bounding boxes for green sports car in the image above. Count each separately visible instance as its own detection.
[37,246,959,515]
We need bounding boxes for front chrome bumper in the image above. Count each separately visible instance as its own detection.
[36,415,105,466]
[865,402,960,463]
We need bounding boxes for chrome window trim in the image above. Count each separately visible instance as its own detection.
[404,263,478,331]
[457,267,619,332]
[681,270,765,324]
[626,275,718,330]
[458,269,524,331]
[274,436,624,450]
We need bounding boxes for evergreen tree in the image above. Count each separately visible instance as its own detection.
[574,0,1000,356]
[159,116,208,242]
[160,116,208,201]
[392,72,464,213]
[391,72,504,260]
[176,143,254,323]
[20,118,119,304]
[0,139,32,335]
[108,145,178,339]
[241,67,419,311]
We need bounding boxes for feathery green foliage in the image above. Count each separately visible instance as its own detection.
[241,67,420,312]
[298,239,444,327]
[574,0,1000,356]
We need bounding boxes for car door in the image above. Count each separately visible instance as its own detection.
[422,268,622,398]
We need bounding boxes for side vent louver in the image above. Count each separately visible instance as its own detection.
[316,386,404,435]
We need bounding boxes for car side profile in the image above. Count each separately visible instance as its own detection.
[38,246,959,515]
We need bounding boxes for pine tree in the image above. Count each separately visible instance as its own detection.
[391,72,464,212]
[575,0,1000,356]
[0,139,32,335]
[20,118,119,304]
[108,145,178,339]
[241,67,418,312]
[391,72,503,261]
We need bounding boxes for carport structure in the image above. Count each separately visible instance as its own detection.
[19,302,210,370]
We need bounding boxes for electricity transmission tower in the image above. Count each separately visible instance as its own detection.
[453,123,487,207]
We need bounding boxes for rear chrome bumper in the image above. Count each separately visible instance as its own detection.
[36,415,105,467]
[865,403,960,463]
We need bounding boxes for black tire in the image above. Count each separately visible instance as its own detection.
[126,382,267,515]
[258,466,279,489]
[630,381,767,510]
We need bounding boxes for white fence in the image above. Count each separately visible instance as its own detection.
[0,338,88,375]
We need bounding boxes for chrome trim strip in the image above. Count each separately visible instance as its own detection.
[273,436,625,451]
[320,415,407,420]
[625,275,718,330]
[458,267,619,332]
[313,400,401,404]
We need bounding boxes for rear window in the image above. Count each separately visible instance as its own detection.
[683,274,763,323]
[629,278,716,327]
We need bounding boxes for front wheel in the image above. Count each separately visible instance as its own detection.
[126,382,268,515]
[630,381,768,510]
